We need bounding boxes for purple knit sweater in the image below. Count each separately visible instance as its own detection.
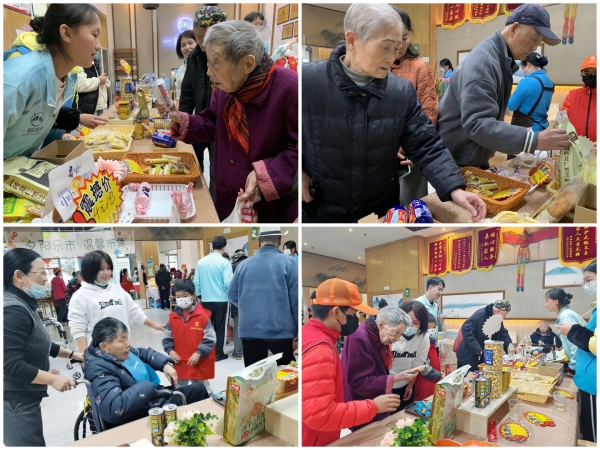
[341,322,395,431]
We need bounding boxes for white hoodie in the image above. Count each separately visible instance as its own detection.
[68,282,147,343]
[390,332,430,389]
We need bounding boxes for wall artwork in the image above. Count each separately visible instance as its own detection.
[303,252,367,293]
[303,4,345,48]
[373,293,404,309]
[441,291,505,318]
[543,259,584,289]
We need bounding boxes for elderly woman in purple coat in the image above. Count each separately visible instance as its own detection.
[342,306,419,430]
[162,20,298,223]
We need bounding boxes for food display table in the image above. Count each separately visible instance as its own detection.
[327,378,579,447]
[65,397,289,447]
[100,107,219,223]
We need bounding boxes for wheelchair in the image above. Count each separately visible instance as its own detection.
[72,361,186,441]
[42,317,74,370]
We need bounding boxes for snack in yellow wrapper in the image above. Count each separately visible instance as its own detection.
[120,59,131,75]
[4,197,42,219]
[492,188,519,200]
[123,159,144,174]
[529,162,553,185]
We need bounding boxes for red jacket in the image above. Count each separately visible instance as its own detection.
[302,319,377,446]
[51,276,66,306]
[412,341,441,402]
[168,305,215,380]
[562,86,596,142]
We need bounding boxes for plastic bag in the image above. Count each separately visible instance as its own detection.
[222,198,258,224]
[556,111,585,187]
[534,175,587,223]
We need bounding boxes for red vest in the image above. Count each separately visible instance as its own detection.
[413,342,441,402]
[275,56,298,73]
[168,304,215,380]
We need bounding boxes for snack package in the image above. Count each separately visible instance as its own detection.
[240,201,259,223]
[152,79,174,109]
[3,196,43,219]
[275,365,299,395]
[170,182,194,219]
[222,198,258,224]
[556,111,585,187]
[129,182,151,215]
[223,353,280,445]
[534,176,587,223]
[151,131,177,148]
[4,157,56,205]
[429,365,470,444]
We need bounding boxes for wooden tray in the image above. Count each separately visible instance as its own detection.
[121,152,200,185]
[461,166,531,216]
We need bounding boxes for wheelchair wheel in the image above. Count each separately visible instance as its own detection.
[74,410,85,441]
[74,409,97,441]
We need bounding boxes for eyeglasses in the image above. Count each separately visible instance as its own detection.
[29,270,49,277]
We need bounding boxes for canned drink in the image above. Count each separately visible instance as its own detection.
[154,79,174,109]
[149,407,164,447]
[383,206,408,223]
[474,376,491,408]
[407,199,434,223]
[163,404,178,425]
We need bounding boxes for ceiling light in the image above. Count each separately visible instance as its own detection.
[358,256,362,259]
[349,228,353,232]
[442,228,446,231]
[303,243,307,246]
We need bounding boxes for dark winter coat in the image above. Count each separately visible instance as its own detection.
[83,344,174,426]
[530,326,561,348]
[302,44,466,223]
[74,63,100,115]
[456,303,512,371]
[155,268,171,289]
[179,45,211,116]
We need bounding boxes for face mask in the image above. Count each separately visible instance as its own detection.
[284,49,292,57]
[427,328,437,338]
[95,280,108,287]
[284,249,292,256]
[440,68,446,74]
[404,326,417,337]
[21,274,49,299]
[95,53,100,61]
[176,297,193,309]
[583,280,597,297]
[583,75,597,88]
[337,310,359,336]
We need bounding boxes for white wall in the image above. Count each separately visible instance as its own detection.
[436,3,597,85]
[178,240,199,270]
[426,260,590,320]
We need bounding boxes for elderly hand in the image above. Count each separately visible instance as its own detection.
[450,189,487,222]
[302,171,314,203]
[238,170,262,204]
[556,323,574,336]
[393,368,419,383]
[79,114,109,129]
[403,383,413,401]
[398,148,415,168]
[163,364,178,387]
[537,128,570,150]
[51,374,76,393]
[373,394,401,413]
[187,353,200,366]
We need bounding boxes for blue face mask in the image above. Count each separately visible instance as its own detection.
[95,280,109,287]
[21,274,49,299]
[404,326,417,337]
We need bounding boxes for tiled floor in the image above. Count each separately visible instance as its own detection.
[42,300,244,447]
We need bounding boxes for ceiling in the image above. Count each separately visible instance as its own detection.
[305,3,351,12]
[302,226,462,265]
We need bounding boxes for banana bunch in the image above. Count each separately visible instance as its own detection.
[143,155,191,175]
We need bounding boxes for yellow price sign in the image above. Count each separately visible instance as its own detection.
[73,171,123,223]
[529,163,553,186]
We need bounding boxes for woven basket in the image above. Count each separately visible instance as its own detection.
[517,392,551,404]
[122,152,200,185]
[461,166,531,216]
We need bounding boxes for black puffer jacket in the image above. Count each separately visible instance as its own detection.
[179,45,211,115]
[456,303,512,371]
[83,345,174,426]
[302,45,466,223]
[74,63,100,115]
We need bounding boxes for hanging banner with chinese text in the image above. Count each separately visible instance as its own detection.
[504,4,524,15]
[449,232,474,275]
[469,3,500,24]
[428,239,448,276]
[441,4,468,30]
[476,227,502,272]
[4,229,135,258]
[559,227,597,268]
[4,4,33,15]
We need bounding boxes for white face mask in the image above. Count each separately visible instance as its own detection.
[284,249,292,256]
[176,297,193,309]
[583,280,597,297]
[427,328,437,338]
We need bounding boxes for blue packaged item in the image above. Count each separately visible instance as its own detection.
[151,132,176,148]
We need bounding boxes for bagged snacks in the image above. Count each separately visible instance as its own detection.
[223,353,280,445]
[429,365,470,444]
[4,156,56,205]
[556,111,585,187]
[534,176,587,223]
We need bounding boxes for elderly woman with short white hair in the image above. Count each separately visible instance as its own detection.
[302,3,486,223]
[163,20,298,223]
[341,306,419,430]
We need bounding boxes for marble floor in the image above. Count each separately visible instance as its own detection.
[41,300,244,447]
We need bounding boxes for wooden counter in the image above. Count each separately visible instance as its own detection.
[66,397,289,447]
[102,107,219,223]
[327,378,579,447]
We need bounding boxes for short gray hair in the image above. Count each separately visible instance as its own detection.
[204,20,264,65]
[259,235,281,247]
[344,3,404,43]
[376,306,411,328]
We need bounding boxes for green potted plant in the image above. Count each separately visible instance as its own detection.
[163,411,218,446]
[381,417,431,447]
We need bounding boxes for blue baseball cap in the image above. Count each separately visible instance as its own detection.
[505,4,560,46]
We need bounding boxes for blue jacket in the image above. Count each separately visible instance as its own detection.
[556,307,584,370]
[507,70,554,132]
[4,48,75,158]
[83,344,174,426]
[228,245,298,340]
[194,252,233,302]
[574,309,596,396]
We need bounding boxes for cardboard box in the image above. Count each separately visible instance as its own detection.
[534,362,564,386]
[32,140,86,165]
[574,183,597,223]
[265,393,298,446]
